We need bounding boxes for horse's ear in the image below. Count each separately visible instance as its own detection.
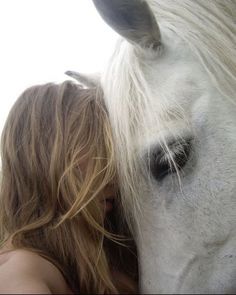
[65,71,100,88]
[92,0,161,49]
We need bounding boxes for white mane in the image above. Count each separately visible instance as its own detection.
[101,0,236,231]
[148,0,236,100]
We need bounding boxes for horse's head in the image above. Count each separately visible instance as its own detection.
[93,0,236,293]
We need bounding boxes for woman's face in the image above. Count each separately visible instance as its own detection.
[100,184,116,214]
[79,157,117,215]
[79,156,117,215]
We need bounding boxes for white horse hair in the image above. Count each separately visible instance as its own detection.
[92,0,236,293]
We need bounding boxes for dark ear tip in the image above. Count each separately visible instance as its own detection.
[65,71,73,77]
[92,0,161,49]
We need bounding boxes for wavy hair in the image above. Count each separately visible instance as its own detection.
[0,81,138,293]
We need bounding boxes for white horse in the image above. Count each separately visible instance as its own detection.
[70,0,236,293]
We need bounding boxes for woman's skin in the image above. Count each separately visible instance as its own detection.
[0,191,115,294]
[0,249,73,294]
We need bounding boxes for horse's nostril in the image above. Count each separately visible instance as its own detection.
[149,137,193,181]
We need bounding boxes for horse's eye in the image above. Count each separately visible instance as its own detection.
[149,137,192,181]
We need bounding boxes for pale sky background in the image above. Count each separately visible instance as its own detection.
[0,0,119,136]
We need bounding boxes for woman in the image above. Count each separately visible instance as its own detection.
[0,81,138,294]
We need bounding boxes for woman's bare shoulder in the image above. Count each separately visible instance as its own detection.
[0,249,73,294]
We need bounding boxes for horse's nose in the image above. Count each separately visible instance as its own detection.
[149,137,193,181]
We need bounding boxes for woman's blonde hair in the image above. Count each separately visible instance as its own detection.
[0,81,137,293]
